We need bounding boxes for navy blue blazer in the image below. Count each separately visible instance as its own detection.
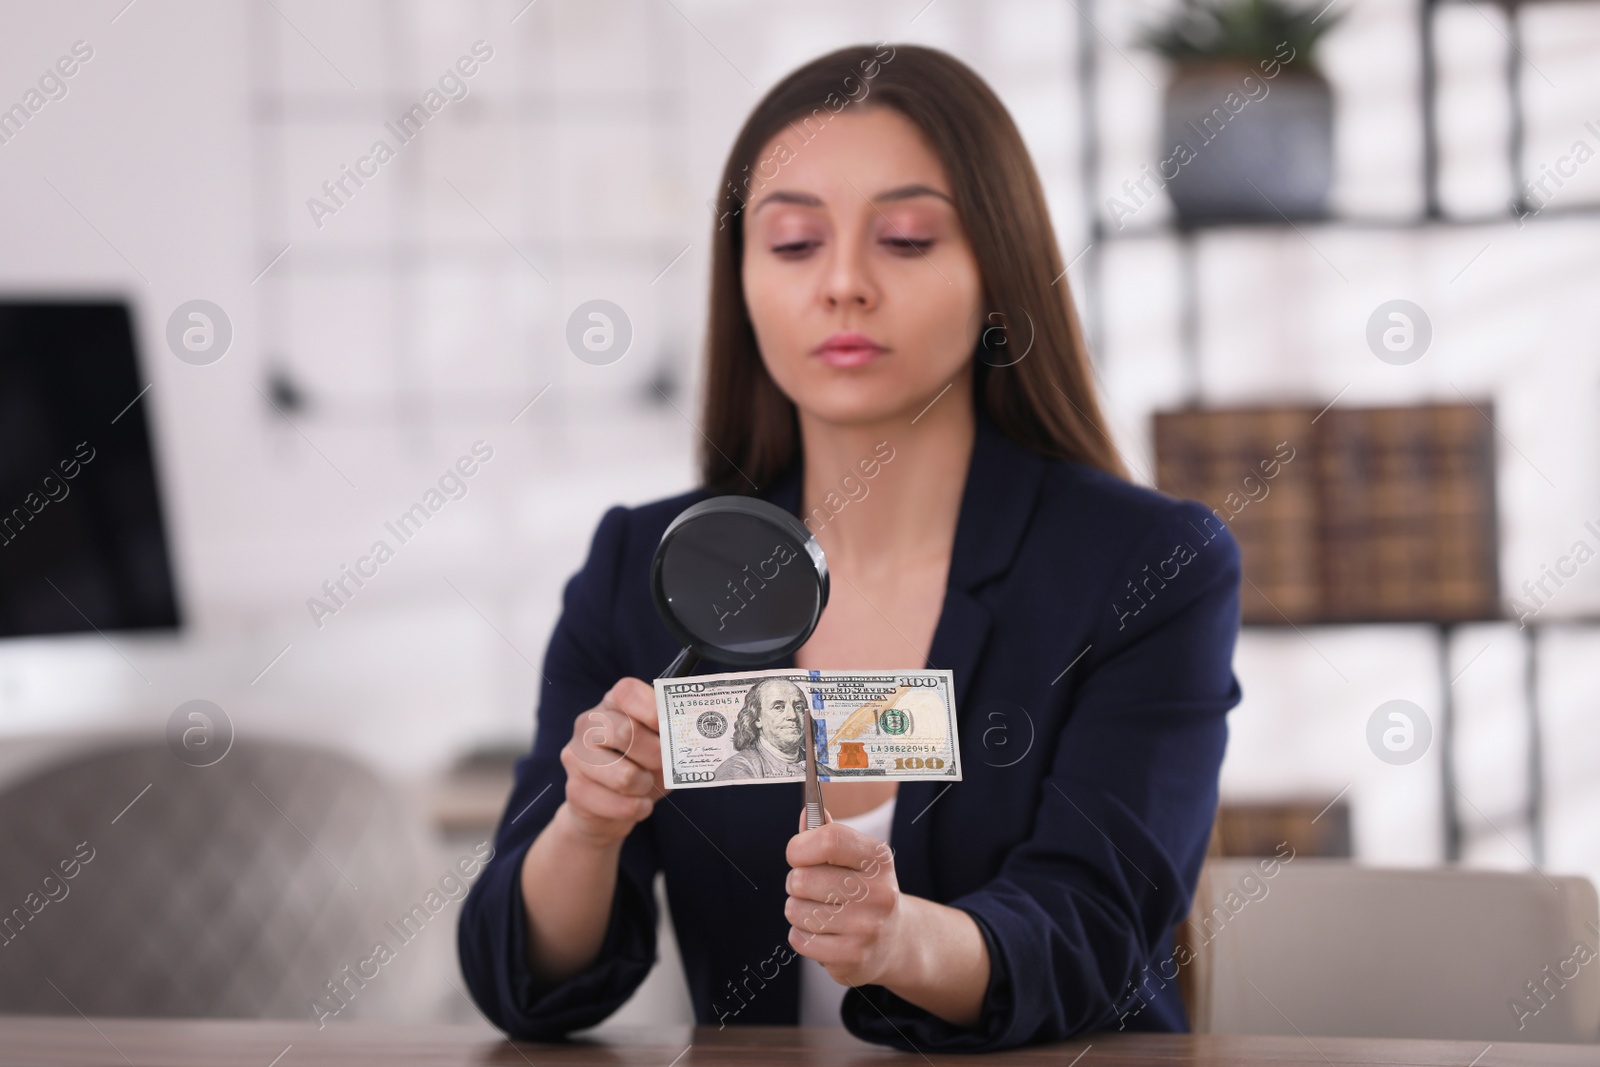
[458,406,1242,1052]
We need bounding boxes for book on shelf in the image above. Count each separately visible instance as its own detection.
[1153,403,1499,625]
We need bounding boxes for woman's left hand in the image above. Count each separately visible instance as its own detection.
[784,809,905,987]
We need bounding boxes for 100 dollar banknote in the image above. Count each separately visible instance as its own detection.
[654,668,960,789]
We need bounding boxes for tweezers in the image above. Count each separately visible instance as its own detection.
[803,712,824,830]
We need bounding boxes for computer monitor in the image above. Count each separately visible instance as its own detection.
[0,300,181,637]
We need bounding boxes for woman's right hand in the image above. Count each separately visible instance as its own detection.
[557,678,665,847]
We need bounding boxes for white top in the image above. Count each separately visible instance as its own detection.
[797,793,896,1026]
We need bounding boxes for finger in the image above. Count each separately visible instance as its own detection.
[785,863,875,906]
[566,772,653,824]
[602,681,664,772]
[596,756,657,798]
[588,714,660,784]
[780,895,870,934]
[622,724,663,774]
[563,743,655,797]
[571,742,660,797]
[786,822,891,872]
[607,679,661,734]
[574,707,634,763]
[785,927,862,973]
[784,892,852,935]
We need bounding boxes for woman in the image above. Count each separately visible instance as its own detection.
[459,43,1241,1052]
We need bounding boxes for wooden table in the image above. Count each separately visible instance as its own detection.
[0,1018,1593,1065]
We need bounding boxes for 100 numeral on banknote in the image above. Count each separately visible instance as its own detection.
[655,668,961,789]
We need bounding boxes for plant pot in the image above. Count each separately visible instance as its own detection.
[1159,59,1333,226]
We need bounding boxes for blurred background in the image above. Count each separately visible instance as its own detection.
[1,0,1598,1036]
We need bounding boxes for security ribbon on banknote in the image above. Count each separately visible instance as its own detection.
[655,668,960,789]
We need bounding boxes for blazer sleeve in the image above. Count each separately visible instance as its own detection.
[457,504,664,1039]
[842,500,1242,1052]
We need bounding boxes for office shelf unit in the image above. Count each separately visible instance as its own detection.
[1071,0,1600,863]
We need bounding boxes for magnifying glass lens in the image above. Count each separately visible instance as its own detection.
[657,511,819,658]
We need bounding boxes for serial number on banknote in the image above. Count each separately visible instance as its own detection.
[654,668,961,789]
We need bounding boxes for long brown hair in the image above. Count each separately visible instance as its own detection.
[699,42,1126,493]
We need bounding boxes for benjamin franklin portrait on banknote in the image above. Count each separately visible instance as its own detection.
[713,677,808,780]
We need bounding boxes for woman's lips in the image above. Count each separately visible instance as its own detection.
[812,332,886,368]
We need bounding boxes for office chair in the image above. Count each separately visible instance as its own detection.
[0,737,442,1022]
[1182,858,1600,1043]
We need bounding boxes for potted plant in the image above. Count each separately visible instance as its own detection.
[1136,0,1344,225]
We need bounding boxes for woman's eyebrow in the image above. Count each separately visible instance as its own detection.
[752,190,821,213]
[751,183,954,214]
[875,183,953,205]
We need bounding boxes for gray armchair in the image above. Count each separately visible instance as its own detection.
[0,737,441,1022]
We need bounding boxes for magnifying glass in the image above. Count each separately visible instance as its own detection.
[650,495,831,828]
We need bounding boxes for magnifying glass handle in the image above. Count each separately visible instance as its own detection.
[660,646,701,679]
[803,714,823,830]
